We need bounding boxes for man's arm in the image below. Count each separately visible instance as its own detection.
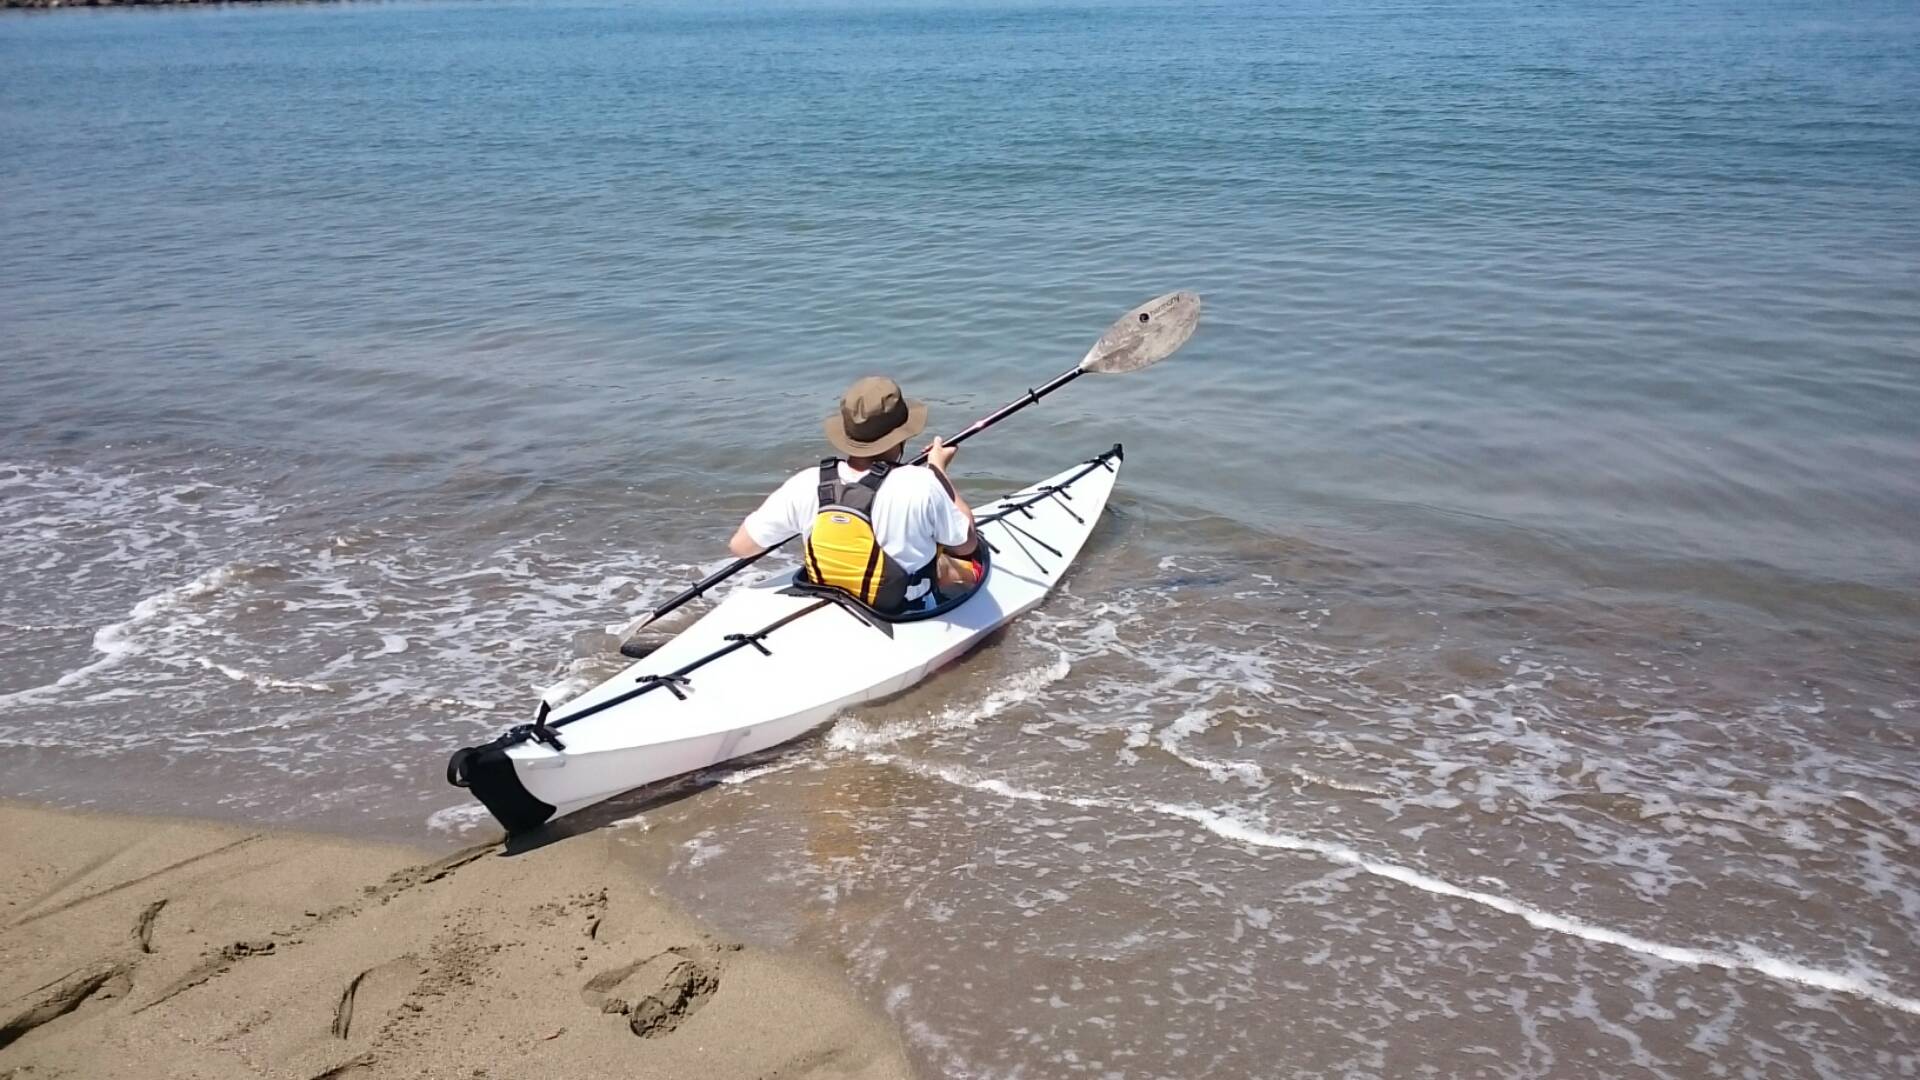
[728,523,766,558]
[733,472,804,558]
[924,438,979,557]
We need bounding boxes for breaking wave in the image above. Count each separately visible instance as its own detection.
[857,748,1920,1018]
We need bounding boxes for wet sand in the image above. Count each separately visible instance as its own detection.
[0,800,912,1079]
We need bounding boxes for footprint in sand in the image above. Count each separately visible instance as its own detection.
[330,956,424,1041]
[0,892,166,1051]
[0,961,134,1052]
[579,947,727,1039]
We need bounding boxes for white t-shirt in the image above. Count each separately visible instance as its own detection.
[743,462,971,573]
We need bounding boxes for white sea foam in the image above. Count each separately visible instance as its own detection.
[426,802,495,834]
[713,760,804,785]
[0,563,241,705]
[428,696,497,711]
[191,656,332,694]
[1154,801,1920,1017]
[1155,708,1269,789]
[681,833,727,868]
[863,749,1920,1019]
[538,658,605,711]
[0,460,696,774]
[826,655,1071,751]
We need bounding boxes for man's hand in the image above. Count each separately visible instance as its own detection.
[925,436,958,474]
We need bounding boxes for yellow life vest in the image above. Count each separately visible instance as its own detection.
[803,459,912,611]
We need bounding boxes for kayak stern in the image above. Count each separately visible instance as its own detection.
[448,738,558,834]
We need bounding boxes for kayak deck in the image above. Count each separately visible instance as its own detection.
[450,444,1122,833]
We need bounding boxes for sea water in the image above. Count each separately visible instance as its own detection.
[3,0,1918,1075]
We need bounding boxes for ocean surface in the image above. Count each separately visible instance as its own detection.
[3,0,1918,1075]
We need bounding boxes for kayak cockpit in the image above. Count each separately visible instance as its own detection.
[782,545,991,626]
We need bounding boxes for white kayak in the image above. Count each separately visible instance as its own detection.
[450,444,1123,833]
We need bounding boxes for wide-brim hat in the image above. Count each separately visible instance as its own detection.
[824,375,928,456]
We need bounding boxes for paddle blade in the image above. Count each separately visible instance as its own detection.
[615,608,688,659]
[1079,290,1202,374]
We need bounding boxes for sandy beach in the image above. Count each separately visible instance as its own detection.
[0,800,911,1079]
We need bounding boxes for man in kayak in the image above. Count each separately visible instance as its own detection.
[729,376,981,613]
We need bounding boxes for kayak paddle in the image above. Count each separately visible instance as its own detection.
[615,290,1201,659]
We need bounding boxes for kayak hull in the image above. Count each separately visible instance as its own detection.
[453,445,1121,834]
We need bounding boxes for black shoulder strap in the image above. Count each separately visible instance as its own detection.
[817,459,894,514]
[816,458,841,507]
[856,459,892,493]
[835,459,891,515]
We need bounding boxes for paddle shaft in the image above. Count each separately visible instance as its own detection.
[632,364,1088,631]
[926,365,1084,456]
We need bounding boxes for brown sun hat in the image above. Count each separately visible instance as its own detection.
[823,376,929,457]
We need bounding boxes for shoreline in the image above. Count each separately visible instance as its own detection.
[0,798,913,1079]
